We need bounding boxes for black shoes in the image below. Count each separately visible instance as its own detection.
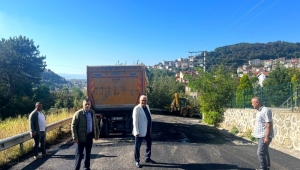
[135,159,155,168]
[135,162,141,168]
[145,158,156,164]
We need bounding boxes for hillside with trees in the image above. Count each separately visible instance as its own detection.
[41,69,68,90]
[198,41,300,71]
[0,36,85,119]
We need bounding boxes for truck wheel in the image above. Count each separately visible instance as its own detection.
[189,108,194,117]
[182,108,188,117]
[100,120,109,138]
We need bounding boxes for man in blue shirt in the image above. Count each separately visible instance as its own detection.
[71,99,100,170]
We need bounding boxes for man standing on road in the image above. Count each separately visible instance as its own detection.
[132,95,155,168]
[251,97,274,170]
[71,99,100,170]
[29,102,50,159]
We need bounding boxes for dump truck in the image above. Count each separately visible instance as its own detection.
[87,65,149,137]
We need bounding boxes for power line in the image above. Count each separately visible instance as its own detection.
[227,0,265,29]
[191,1,252,51]
[193,0,265,51]
[225,0,281,38]
[221,0,252,25]
[238,0,281,30]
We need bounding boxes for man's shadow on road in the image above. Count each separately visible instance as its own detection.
[140,162,254,170]
[19,153,117,170]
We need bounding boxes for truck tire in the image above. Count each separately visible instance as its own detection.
[100,119,109,138]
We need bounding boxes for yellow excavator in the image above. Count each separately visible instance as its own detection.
[169,93,194,117]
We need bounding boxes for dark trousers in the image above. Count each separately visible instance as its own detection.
[75,133,93,170]
[33,131,46,156]
[257,138,272,170]
[134,132,152,163]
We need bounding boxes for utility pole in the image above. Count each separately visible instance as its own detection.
[203,51,207,72]
[188,51,201,71]
[188,50,207,72]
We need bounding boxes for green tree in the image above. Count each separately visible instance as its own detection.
[147,69,185,109]
[71,86,86,109]
[235,74,253,107]
[53,87,73,108]
[263,63,291,106]
[32,84,55,110]
[291,74,298,91]
[0,36,46,103]
[291,74,299,107]
[0,36,46,118]
[186,66,236,126]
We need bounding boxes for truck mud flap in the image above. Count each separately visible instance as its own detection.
[100,119,109,138]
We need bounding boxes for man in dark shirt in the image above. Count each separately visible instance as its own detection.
[132,95,155,168]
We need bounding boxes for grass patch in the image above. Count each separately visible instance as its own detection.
[230,126,239,134]
[245,129,257,142]
[0,109,73,167]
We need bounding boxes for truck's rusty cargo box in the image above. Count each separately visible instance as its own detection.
[87,65,149,137]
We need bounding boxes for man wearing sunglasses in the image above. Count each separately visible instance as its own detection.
[132,95,155,168]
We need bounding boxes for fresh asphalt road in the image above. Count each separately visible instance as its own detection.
[8,114,300,170]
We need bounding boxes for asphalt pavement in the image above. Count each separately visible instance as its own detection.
[7,114,300,170]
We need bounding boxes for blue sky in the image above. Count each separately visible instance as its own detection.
[1,0,299,76]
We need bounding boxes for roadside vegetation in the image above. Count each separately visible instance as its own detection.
[245,129,257,142]
[0,110,73,168]
[147,69,186,109]
[186,65,237,126]
[230,126,239,135]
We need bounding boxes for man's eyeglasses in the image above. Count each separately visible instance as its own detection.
[141,100,147,102]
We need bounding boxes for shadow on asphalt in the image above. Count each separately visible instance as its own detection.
[15,154,117,170]
[98,120,252,146]
[140,162,254,170]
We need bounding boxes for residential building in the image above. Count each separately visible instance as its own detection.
[181,62,189,68]
[249,59,262,66]
[264,60,273,66]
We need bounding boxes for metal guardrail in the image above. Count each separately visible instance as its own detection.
[0,108,165,152]
[0,117,72,152]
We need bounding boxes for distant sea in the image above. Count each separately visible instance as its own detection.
[59,73,86,80]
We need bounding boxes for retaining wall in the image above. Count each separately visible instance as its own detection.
[221,108,300,151]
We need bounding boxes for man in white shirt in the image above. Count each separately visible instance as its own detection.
[132,95,155,168]
[29,102,50,159]
[251,97,274,170]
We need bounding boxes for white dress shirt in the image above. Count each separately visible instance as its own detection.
[38,111,46,131]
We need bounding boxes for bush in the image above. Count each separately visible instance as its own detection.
[185,66,236,126]
[230,126,239,134]
[203,111,223,126]
[246,129,257,142]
